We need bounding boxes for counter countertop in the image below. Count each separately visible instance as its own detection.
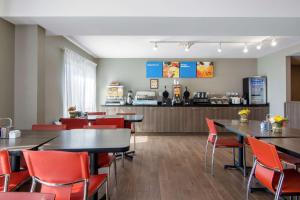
[101,104,269,108]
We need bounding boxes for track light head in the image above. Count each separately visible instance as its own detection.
[217,42,222,53]
[153,42,158,51]
[271,38,277,47]
[243,44,248,53]
[256,43,262,50]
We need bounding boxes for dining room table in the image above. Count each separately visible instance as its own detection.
[40,128,131,200]
[0,130,63,171]
[213,119,300,175]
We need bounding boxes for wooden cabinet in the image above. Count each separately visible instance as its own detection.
[100,106,269,133]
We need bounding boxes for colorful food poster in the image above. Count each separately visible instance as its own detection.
[180,61,197,78]
[163,61,180,78]
[197,61,214,78]
[146,61,163,78]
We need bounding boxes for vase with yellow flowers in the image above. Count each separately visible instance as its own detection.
[270,115,288,133]
[238,108,250,123]
[68,106,77,118]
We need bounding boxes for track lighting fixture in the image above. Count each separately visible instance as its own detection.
[217,42,222,53]
[256,43,262,50]
[243,44,248,53]
[153,42,158,51]
[271,38,277,47]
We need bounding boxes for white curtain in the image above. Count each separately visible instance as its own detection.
[63,49,97,116]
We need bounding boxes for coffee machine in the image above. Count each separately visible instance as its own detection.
[162,86,172,106]
[193,91,210,104]
[172,84,182,106]
[183,87,191,105]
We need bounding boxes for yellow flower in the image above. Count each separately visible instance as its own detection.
[272,115,287,123]
[238,109,250,116]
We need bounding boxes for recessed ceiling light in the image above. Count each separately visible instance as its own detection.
[243,44,248,53]
[271,38,277,47]
[153,42,158,51]
[217,42,222,53]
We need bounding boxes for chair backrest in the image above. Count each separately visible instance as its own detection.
[59,118,89,130]
[93,118,124,128]
[205,118,217,142]
[32,124,67,131]
[0,150,11,192]
[0,150,11,176]
[87,112,106,115]
[116,113,135,129]
[23,150,90,200]
[247,137,283,191]
[83,125,117,129]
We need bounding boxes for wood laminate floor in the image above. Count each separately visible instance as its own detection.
[108,133,273,200]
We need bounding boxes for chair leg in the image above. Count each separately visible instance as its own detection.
[122,153,125,168]
[107,166,110,196]
[113,159,117,185]
[133,133,136,152]
[232,147,236,165]
[211,143,217,176]
[105,179,109,200]
[243,144,247,177]
[204,140,209,170]
[274,173,284,200]
[247,159,257,200]
[30,177,37,192]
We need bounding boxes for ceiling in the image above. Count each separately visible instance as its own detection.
[2,0,300,58]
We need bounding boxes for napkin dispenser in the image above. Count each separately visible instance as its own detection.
[0,118,12,139]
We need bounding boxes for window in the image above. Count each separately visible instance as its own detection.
[63,49,97,116]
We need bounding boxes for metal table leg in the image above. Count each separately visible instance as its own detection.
[10,155,21,172]
[90,153,107,200]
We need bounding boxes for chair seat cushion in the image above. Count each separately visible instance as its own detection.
[71,174,107,199]
[278,152,300,166]
[211,137,243,148]
[97,153,115,168]
[0,170,30,191]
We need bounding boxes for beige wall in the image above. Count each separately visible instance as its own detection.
[0,18,15,119]
[258,43,300,116]
[44,36,97,123]
[97,58,257,106]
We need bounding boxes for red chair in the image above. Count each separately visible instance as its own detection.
[93,117,124,128]
[93,118,125,167]
[87,112,106,115]
[247,137,300,200]
[205,118,245,176]
[32,124,67,131]
[83,125,118,187]
[0,150,30,192]
[23,150,108,200]
[60,118,88,130]
[116,113,136,153]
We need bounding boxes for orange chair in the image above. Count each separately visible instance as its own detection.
[32,124,67,131]
[0,150,30,192]
[87,112,106,115]
[93,118,125,167]
[83,125,118,187]
[205,118,245,176]
[59,118,89,130]
[116,113,136,153]
[93,118,124,128]
[247,137,300,200]
[23,150,108,200]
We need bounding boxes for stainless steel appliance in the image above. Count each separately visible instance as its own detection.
[132,91,158,105]
[126,90,134,105]
[193,92,210,104]
[243,76,267,105]
[183,87,191,105]
[162,86,172,106]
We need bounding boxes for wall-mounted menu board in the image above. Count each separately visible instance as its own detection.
[180,61,197,78]
[146,61,214,78]
[163,61,180,78]
[146,61,163,78]
[197,61,214,78]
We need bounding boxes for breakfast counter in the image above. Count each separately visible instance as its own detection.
[99,104,269,133]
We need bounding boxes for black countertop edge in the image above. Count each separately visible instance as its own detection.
[101,104,269,108]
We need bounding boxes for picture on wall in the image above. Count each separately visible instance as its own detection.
[197,61,214,78]
[163,61,180,78]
